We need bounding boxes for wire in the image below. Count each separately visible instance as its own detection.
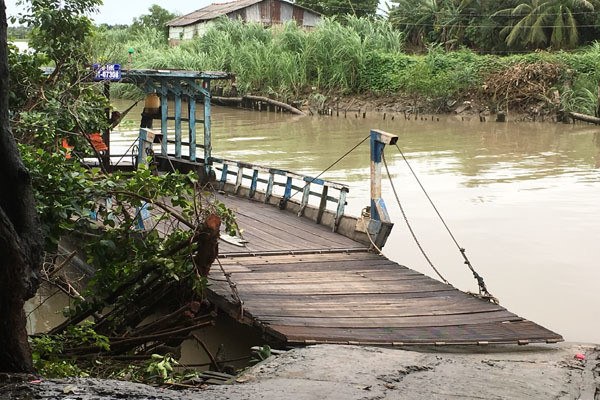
[393,143,494,298]
[381,151,450,285]
[286,134,370,202]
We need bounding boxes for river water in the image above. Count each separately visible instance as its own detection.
[70,101,600,344]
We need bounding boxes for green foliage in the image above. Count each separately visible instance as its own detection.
[360,51,413,92]
[494,0,597,50]
[295,0,378,17]
[7,25,31,39]
[389,0,600,52]
[30,321,107,377]
[249,345,272,365]
[92,17,404,97]
[559,76,598,114]
[131,4,177,39]
[145,354,178,383]
[17,0,101,72]
[9,1,110,150]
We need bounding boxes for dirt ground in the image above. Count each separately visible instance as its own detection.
[1,342,598,399]
[307,92,548,123]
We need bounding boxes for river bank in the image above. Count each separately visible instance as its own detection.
[2,343,598,399]
[311,92,512,120]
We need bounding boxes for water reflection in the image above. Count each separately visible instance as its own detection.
[112,100,600,344]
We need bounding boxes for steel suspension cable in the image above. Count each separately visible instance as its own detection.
[382,152,450,285]
[285,134,370,202]
[392,144,493,298]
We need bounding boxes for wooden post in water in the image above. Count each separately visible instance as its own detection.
[369,129,397,248]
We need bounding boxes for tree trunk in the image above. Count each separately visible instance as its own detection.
[568,111,600,125]
[0,0,44,372]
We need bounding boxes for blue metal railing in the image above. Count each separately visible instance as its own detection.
[211,157,349,232]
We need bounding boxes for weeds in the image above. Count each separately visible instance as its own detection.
[90,19,600,114]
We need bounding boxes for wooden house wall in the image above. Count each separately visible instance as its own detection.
[281,3,294,22]
[244,3,262,22]
[168,0,321,44]
[302,10,320,27]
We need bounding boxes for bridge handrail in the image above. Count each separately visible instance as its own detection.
[211,157,349,232]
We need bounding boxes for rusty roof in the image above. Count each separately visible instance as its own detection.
[167,0,320,27]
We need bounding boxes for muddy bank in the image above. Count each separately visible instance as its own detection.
[2,343,598,399]
[311,93,554,123]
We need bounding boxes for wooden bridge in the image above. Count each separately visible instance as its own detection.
[204,166,562,346]
[104,69,562,347]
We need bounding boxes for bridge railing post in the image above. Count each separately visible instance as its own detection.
[369,129,398,249]
[137,128,156,167]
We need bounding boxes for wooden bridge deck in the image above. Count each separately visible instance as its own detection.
[208,194,563,346]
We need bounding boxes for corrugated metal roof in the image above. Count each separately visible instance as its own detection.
[167,0,321,27]
[167,0,263,27]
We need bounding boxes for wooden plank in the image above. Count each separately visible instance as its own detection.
[259,310,520,328]
[205,192,564,346]
[220,252,380,265]
[239,292,488,311]
[225,273,426,283]
[233,222,329,250]
[242,298,504,316]
[234,276,449,291]
[218,259,403,272]
[254,306,507,320]
[209,290,464,304]
[214,270,424,283]
[223,196,358,247]
[269,320,563,344]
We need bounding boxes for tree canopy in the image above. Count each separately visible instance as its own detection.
[131,4,176,38]
[295,0,378,18]
[388,0,600,51]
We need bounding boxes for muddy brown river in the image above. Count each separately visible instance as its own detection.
[32,102,600,345]
[207,106,600,344]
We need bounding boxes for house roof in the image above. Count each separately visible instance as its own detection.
[167,0,320,27]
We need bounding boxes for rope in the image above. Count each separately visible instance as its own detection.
[215,258,244,320]
[365,228,383,255]
[280,134,370,208]
[392,144,494,299]
[382,152,450,285]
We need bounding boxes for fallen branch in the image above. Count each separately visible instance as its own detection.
[568,111,600,124]
[213,95,306,116]
[244,95,305,116]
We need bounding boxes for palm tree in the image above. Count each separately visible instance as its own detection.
[494,0,598,49]
[388,0,440,47]
[388,0,484,49]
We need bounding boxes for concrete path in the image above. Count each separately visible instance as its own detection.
[1,343,598,399]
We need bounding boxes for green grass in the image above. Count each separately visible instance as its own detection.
[91,17,600,113]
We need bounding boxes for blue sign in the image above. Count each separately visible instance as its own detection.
[93,63,121,81]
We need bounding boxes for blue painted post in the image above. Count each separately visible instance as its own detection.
[283,176,293,202]
[174,89,182,158]
[189,96,196,161]
[135,202,151,230]
[235,166,243,194]
[369,129,398,248]
[298,181,311,216]
[265,172,274,203]
[137,128,156,167]
[333,187,348,232]
[249,169,259,198]
[160,83,168,157]
[203,80,212,176]
[219,163,228,191]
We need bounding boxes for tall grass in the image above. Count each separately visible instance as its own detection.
[91,18,600,113]
[92,17,407,98]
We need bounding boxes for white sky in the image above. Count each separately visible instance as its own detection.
[5,0,214,25]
